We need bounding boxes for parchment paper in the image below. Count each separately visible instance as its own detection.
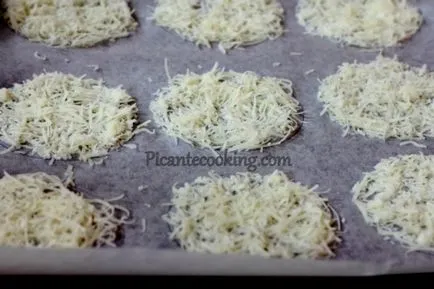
[0,0,433,275]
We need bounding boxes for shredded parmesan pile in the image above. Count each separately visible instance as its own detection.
[150,0,285,51]
[163,170,340,259]
[150,63,301,151]
[0,72,150,162]
[318,55,434,140]
[353,154,434,251]
[296,0,423,48]
[3,0,137,47]
[0,171,129,248]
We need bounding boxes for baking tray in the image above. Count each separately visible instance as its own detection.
[0,0,433,275]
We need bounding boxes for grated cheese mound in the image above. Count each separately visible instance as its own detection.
[0,171,129,248]
[150,0,285,52]
[296,0,423,48]
[0,72,151,162]
[352,154,434,251]
[318,55,434,141]
[150,63,301,151]
[163,170,340,259]
[3,0,137,48]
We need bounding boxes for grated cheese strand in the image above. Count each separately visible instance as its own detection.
[304,69,315,75]
[296,0,423,48]
[0,171,129,248]
[0,72,151,163]
[150,0,285,52]
[87,64,101,72]
[399,141,427,149]
[33,51,47,61]
[150,63,301,151]
[352,154,434,251]
[318,55,434,141]
[163,170,341,259]
[123,143,137,150]
[3,0,137,48]
[141,218,147,233]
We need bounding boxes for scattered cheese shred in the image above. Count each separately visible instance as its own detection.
[296,0,423,48]
[3,0,138,48]
[87,64,101,72]
[318,55,434,141]
[150,0,285,52]
[33,51,47,61]
[150,63,301,151]
[163,170,341,259]
[63,164,75,187]
[0,171,129,248]
[399,141,427,149]
[141,218,147,233]
[123,143,137,150]
[304,69,315,75]
[352,154,434,251]
[217,43,227,54]
[0,72,151,163]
